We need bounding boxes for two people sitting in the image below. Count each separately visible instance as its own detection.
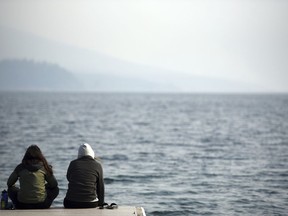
[6,143,104,209]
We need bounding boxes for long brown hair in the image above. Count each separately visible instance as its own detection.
[22,145,53,175]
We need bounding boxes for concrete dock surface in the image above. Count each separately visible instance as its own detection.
[0,206,146,216]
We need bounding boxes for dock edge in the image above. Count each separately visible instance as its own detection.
[135,207,146,216]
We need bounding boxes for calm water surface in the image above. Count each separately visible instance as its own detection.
[0,92,288,215]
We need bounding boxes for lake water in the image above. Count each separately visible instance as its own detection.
[0,92,288,215]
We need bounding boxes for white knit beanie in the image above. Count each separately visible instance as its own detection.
[78,143,95,159]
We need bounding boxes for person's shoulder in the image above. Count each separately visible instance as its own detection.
[69,157,91,165]
[94,158,102,165]
[71,156,102,165]
[83,157,103,167]
[14,163,25,173]
[92,159,103,169]
[69,158,80,166]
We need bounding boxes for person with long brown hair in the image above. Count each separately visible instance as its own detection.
[7,145,59,209]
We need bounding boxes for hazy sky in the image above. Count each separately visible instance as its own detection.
[0,0,288,91]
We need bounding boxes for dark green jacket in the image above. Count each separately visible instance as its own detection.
[65,156,105,204]
[7,163,58,204]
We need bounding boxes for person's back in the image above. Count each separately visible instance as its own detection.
[64,143,105,208]
[9,163,50,203]
[65,156,104,203]
[7,145,59,209]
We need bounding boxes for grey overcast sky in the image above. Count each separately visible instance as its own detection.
[0,0,288,91]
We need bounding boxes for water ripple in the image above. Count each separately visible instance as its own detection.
[0,93,288,215]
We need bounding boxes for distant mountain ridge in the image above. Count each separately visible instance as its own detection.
[0,59,82,91]
[0,58,262,92]
[0,26,267,93]
[0,59,169,92]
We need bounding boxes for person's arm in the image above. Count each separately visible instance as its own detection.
[7,164,21,187]
[96,163,105,205]
[66,161,73,182]
[45,173,58,188]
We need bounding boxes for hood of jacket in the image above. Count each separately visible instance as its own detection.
[78,143,95,159]
[22,162,43,172]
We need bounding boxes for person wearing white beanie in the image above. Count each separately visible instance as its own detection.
[64,143,105,208]
[78,143,95,159]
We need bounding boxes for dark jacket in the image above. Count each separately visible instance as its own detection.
[65,156,105,204]
[7,163,58,204]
